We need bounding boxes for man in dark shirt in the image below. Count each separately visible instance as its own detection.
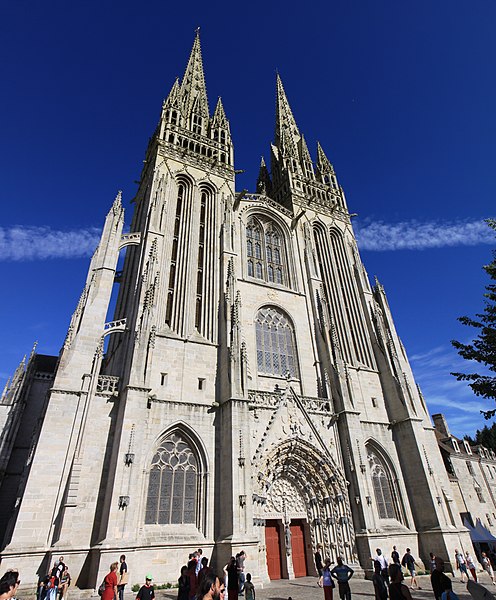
[136,575,154,600]
[331,557,354,600]
[315,545,324,577]
[431,557,452,600]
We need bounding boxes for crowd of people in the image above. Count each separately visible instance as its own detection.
[5,543,496,600]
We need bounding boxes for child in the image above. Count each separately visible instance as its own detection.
[243,573,255,600]
[136,575,154,600]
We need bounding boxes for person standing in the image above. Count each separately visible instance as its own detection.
[58,566,71,600]
[236,551,246,595]
[480,552,495,585]
[117,555,128,600]
[0,571,20,600]
[391,547,400,567]
[102,563,118,600]
[197,573,223,600]
[374,549,389,586]
[242,574,255,600]
[136,575,154,600]
[331,557,354,600]
[429,553,437,574]
[401,549,421,590]
[224,557,238,600]
[454,549,468,583]
[178,566,190,600]
[46,563,60,600]
[319,558,335,600]
[431,557,452,600]
[315,545,324,577]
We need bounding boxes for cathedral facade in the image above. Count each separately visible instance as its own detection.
[0,33,476,589]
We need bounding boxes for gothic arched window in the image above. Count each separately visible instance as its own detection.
[246,217,288,286]
[367,449,401,521]
[255,306,299,378]
[145,432,201,526]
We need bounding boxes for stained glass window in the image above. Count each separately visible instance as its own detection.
[145,433,199,525]
[255,307,298,378]
[368,451,399,520]
[246,218,287,286]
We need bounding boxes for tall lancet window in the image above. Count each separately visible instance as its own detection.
[246,217,288,286]
[195,192,206,330]
[145,432,203,526]
[166,184,184,325]
[255,306,299,378]
[367,448,402,522]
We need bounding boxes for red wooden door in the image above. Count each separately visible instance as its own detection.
[265,520,282,580]
[290,521,307,577]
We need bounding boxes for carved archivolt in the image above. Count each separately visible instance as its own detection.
[254,437,357,564]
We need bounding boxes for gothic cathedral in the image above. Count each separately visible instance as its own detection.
[0,33,471,588]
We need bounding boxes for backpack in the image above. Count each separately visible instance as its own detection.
[98,581,105,597]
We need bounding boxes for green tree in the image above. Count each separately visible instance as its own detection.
[451,219,496,419]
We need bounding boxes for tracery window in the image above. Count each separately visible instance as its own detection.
[145,432,200,525]
[246,218,287,286]
[368,450,400,521]
[255,306,298,378]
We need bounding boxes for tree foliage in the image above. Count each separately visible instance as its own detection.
[464,424,496,452]
[451,219,496,419]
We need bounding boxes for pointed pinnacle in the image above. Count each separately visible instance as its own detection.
[212,97,229,128]
[316,141,334,174]
[181,31,209,119]
[163,77,181,109]
[275,74,300,150]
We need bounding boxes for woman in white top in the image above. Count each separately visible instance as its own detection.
[480,552,495,585]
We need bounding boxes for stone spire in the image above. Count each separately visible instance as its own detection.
[163,77,181,110]
[299,134,314,179]
[180,29,209,120]
[316,141,335,180]
[275,74,301,155]
[211,97,229,129]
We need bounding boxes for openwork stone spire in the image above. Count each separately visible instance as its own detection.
[316,141,335,177]
[275,74,301,154]
[180,30,209,120]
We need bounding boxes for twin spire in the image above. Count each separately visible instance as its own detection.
[161,30,229,140]
[273,72,334,178]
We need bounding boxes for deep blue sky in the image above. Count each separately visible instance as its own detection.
[1,1,495,437]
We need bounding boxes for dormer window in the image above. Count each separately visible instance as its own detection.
[452,439,460,452]
[463,441,472,455]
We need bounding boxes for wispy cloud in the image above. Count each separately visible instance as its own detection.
[409,343,493,436]
[0,226,101,261]
[355,218,494,251]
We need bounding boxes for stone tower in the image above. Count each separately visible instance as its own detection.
[0,33,471,589]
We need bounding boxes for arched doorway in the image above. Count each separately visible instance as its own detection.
[254,438,357,580]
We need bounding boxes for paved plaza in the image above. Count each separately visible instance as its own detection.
[124,573,492,600]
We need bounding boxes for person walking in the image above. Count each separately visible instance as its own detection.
[102,563,118,600]
[318,558,335,600]
[454,549,468,583]
[480,552,495,585]
[431,557,452,600]
[401,549,421,590]
[331,557,354,600]
[388,564,412,600]
[242,574,255,600]
[465,551,477,582]
[236,551,246,595]
[58,566,71,600]
[429,553,436,574]
[178,566,190,600]
[372,561,388,600]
